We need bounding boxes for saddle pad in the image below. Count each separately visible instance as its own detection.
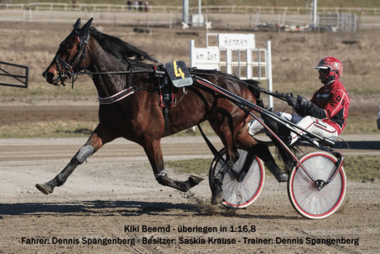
[165,61,193,88]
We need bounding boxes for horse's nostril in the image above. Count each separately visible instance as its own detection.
[42,71,47,78]
[45,72,55,80]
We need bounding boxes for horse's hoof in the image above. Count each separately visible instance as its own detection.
[211,192,224,205]
[35,183,53,195]
[189,175,204,187]
[177,182,191,192]
[211,180,224,205]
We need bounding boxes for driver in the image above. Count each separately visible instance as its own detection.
[248,56,351,182]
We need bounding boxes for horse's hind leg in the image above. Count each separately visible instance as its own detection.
[36,124,116,194]
[236,121,288,182]
[209,118,240,205]
[142,137,203,192]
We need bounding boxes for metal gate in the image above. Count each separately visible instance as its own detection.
[0,61,29,88]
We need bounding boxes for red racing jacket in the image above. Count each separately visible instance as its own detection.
[309,79,351,134]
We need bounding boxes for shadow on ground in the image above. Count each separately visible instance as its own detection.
[0,200,197,217]
[0,200,300,220]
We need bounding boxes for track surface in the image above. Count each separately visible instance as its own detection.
[0,133,379,253]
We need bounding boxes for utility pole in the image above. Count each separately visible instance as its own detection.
[183,0,189,23]
[198,0,201,17]
[313,0,318,29]
[198,0,202,26]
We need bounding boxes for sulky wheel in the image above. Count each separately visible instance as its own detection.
[288,151,347,219]
[209,147,265,208]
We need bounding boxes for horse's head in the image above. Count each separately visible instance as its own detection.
[42,18,93,86]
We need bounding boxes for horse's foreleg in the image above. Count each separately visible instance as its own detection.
[143,137,203,192]
[36,125,115,195]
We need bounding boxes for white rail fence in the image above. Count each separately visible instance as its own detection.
[1,3,379,16]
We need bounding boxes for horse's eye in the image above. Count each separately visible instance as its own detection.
[67,45,74,50]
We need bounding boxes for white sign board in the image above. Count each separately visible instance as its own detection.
[190,40,220,70]
[218,34,255,49]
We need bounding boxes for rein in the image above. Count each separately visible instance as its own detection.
[190,70,291,102]
[49,18,166,105]
[53,30,166,89]
[63,68,164,105]
[53,36,164,104]
[59,69,165,78]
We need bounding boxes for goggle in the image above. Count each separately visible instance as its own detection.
[318,68,329,74]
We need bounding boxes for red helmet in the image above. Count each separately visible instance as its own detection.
[315,57,343,77]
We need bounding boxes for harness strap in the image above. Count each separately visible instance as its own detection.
[154,65,171,135]
[97,86,157,105]
[98,87,135,104]
[126,65,132,88]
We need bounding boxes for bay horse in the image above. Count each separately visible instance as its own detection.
[37,18,275,204]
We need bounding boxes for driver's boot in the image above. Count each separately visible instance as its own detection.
[264,160,288,182]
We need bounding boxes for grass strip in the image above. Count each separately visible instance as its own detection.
[0,120,97,138]
[167,155,380,182]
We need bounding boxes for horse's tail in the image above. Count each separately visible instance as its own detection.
[244,80,299,169]
[243,80,264,108]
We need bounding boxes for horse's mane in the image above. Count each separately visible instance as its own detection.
[89,27,158,68]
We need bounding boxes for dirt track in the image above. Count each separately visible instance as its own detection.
[0,134,379,254]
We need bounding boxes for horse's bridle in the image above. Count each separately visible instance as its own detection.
[53,31,90,87]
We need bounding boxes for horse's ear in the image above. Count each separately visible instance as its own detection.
[79,18,93,38]
[73,18,81,32]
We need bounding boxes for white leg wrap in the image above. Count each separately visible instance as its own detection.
[155,170,167,179]
[76,145,94,163]
[247,119,264,136]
